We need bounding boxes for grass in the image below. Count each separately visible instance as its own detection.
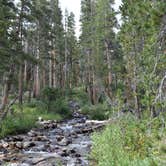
[0,102,70,138]
[90,114,166,166]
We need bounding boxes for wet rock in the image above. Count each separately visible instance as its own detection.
[53,128,64,135]
[75,153,81,158]
[15,142,23,149]
[38,120,57,126]
[27,130,38,137]
[77,118,86,124]
[49,123,57,129]
[53,145,60,150]
[69,101,80,111]
[23,153,60,165]
[9,164,30,166]
[56,135,64,142]
[12,136,24,142]
[0,143,4,149]
[2,142,9,148]
[71,132,78,138]
[69,148,76,154]
[74,129,83,134]
[58,137,72,146]
[3,157,11,162]
[23,142,36,148]
[82,128,93,133]
[32,136,49,142]
[61,148,69,157]
[0,113,106,166]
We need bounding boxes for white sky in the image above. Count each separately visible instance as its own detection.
[59,0,81,37]
[15,0,122,37]
[60,0,122,37]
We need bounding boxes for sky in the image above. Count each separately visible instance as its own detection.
[60,0,122,37]
[59,0,81,37]
[15,0,122,37]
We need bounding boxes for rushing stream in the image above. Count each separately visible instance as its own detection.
[0,112,106,166]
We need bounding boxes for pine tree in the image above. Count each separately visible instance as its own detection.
[0,0,16,112]
[80,0,96,104]
[94,0,118,100]
[119,0,166,118]
[64,11,78,88]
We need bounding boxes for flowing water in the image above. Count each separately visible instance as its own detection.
[0,113,106,166]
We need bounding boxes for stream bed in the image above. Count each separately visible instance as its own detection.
[0,113,106,166]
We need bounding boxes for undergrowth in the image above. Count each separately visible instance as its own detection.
[0,100,70,138]
[82,103,110,120]
[91,114,166,166]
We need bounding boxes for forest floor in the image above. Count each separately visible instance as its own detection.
[0,112,107,166]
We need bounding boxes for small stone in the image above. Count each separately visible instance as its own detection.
[23,142,36,148]
[15,142,23,149]
[12,136,24,142]
[0,143,3,149]
[61,149,69,157]
[8,142,16,149]
[2,142,9,148]
[32,136,49,142]
[75,153,81,157]
[56,135,64,142]
[48,123,57,129]
[69,148,76,154]
[58,138,72,146]
[28,130,37,137]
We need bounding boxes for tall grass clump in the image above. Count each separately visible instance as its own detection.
[90,115,162,166]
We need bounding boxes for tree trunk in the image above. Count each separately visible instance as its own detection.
[33,64,40,98]
[18,64,24,104]
[0,66,13,112]
[105,41,112,99]
[53,50,56,88]
[1,76,10,110]
[24,61,27,82]
[49,54,53,87]
[133,63,141,119]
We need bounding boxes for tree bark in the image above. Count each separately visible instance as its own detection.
[18,64,24,104]
[0,66,14,112]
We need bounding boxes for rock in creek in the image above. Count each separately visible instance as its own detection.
[23,142,36,149]
[0,113,107,166]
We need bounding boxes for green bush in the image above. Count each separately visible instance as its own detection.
[0,111,37,138]
[49,99,72,118]
[40,87,71,117]
[82,103,110,120]
[41,87,63,102]
[0,103,66,138]
[25,99,48,111]
[66,87,90,107]
[91,115,159,166]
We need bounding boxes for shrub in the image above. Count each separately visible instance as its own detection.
[49,99,72,118]
[72,88,89,106]
[0,111,37,138]
[25,99,48,112]
[0,104,65,138]
[82,103,110,120]
[91,115,158,166]
[66,87,90,107]
[41,87,63,102]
